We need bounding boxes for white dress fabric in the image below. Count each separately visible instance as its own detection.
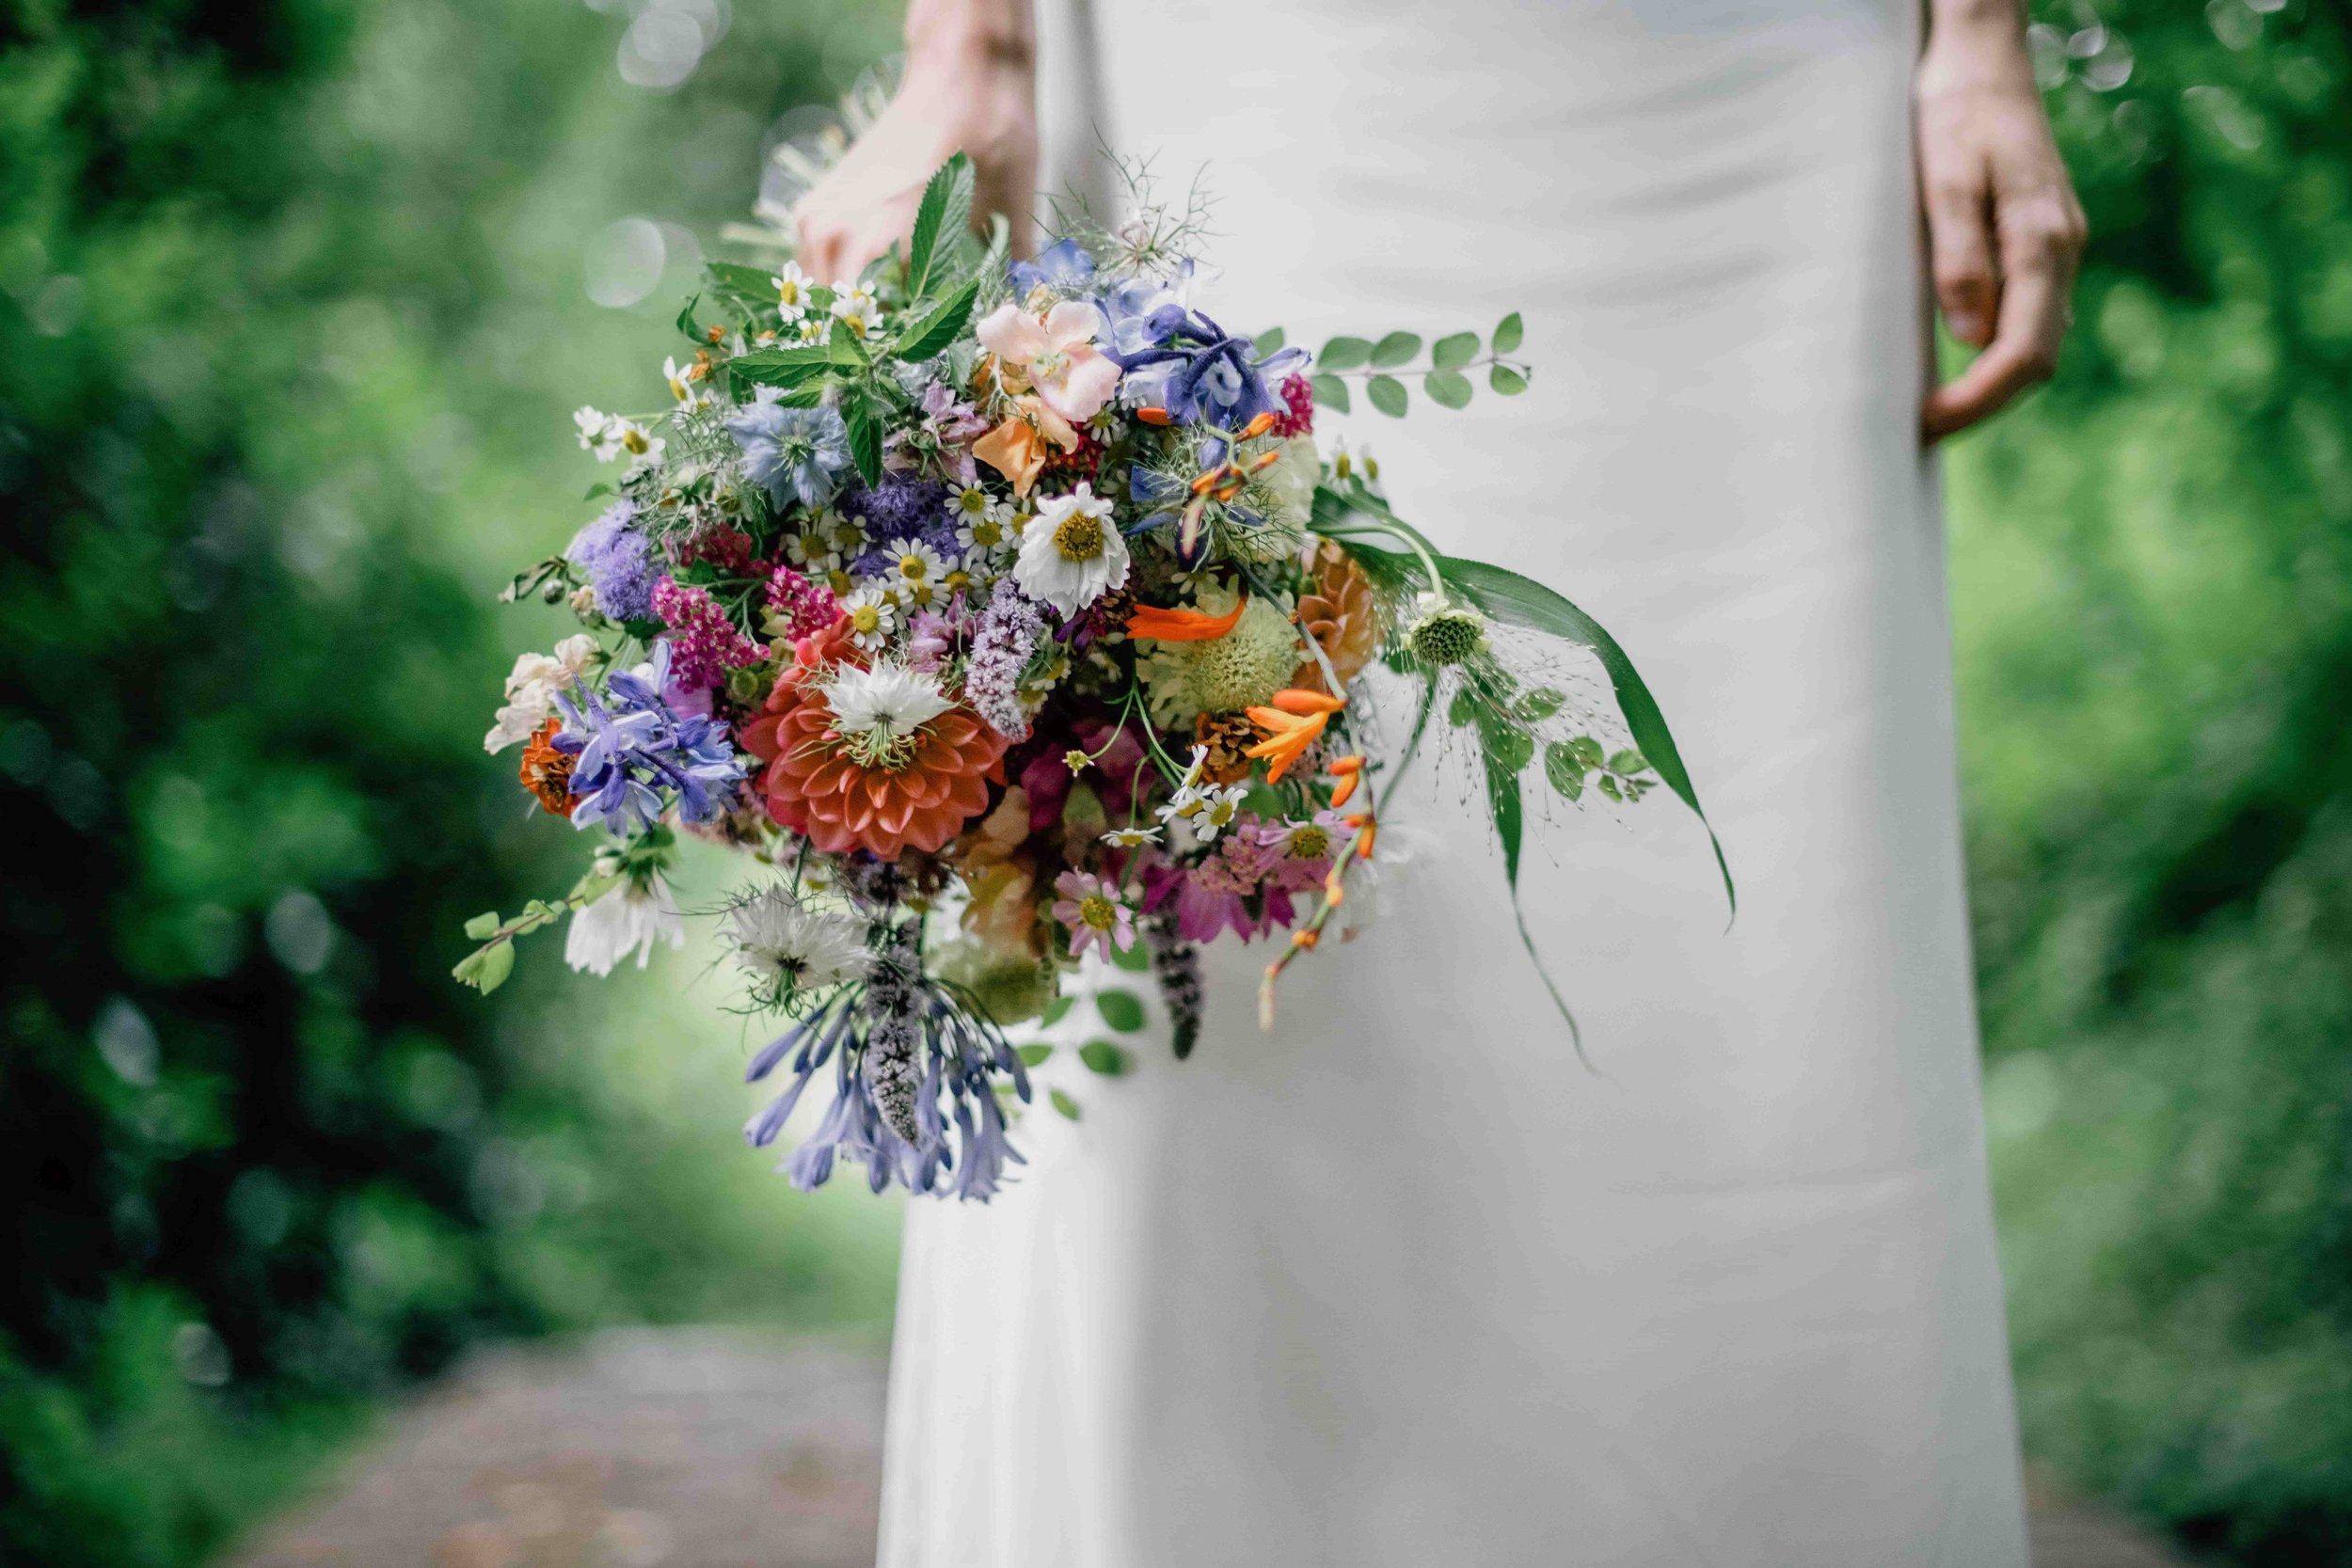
[878,1,2030,1562]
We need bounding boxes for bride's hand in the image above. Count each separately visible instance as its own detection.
[1915,5,2087,443]
[792,2,1039,288]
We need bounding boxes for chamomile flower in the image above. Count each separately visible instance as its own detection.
[840,585,899,653]
[573,405,619,458]
[1101,825,1163,848]
[771,261,814,318]
[794,314,831,345]
[783,531,842,578]
[662,356,710,410]
[875,537,951,610]
[829,281,883,340]
[954,499,1016,560]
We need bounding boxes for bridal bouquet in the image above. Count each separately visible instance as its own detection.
[458,154,1726,1199]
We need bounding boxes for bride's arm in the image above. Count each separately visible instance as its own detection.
[791,0,1039,286]
[1915,0,2087,442]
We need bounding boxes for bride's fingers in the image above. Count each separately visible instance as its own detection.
[1923,158,1997,349]
[1922,245,2063,442]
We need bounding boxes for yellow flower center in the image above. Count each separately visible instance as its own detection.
[971,520,1002,547]
[1078,894,1119,931]
[945,570,971,594]
[1054,511,1105,562]
[956,488,988,515]
[898,553,929,579]
[1288,825,1332,860]
[621,427,649,454]
[828,569,854,595]
[850,605,882,634]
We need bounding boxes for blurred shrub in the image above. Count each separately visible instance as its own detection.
[0,3,893,1562]
[1963,1,2352,1561]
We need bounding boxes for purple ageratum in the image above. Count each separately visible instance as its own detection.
[552,641,745,834]
[567,501,657,623]
[725,388,850,511]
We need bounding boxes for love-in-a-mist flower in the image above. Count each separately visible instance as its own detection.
[976,299,1121,424]
[1052,869,1136,961]
[1012,481,1128,615]
[723,883,868,1006]
[726,387,851,510]
[819,661,957,761]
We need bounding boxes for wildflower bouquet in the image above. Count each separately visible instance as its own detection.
[460,154,1727,1200]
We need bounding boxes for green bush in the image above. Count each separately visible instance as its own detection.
[1965,2,2352,1561]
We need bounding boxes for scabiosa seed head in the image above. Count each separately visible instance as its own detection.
[1406,597,1486,668]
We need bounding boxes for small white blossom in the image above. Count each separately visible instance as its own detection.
[870,536,952,610]
[1101,825,1163,847]
[573,405,619,459]
[564,874,684,976]
[829,281,882,340]
[771,261,814,318]
[662,356,710,410]
[485,634,599,752]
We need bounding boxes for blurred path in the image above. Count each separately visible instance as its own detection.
[230,1329,2188,1567]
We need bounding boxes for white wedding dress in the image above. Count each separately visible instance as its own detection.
[878,1,2031,1562]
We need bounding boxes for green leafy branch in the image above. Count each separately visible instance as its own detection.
[1293,313,1531,418]
[453,867,618,996]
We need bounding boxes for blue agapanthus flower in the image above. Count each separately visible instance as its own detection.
[552,641,745,835]
[725,388,851,511]
[1107,301,1309,427]
[1008,237,1096,301]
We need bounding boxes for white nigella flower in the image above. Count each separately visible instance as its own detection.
[485,632,599,752]
[724,885,868,1003]
[564,873,684,976]
[1013,481,1130,616]
[829,281,882,340]
[840,585,899,652]
[874,536,951,610]
[822,660,954,738]
[771,261,814,318]
[662,356,710,410]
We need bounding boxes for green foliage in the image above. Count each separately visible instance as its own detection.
[1957,4,2352,1561]
[0,5,889,1564]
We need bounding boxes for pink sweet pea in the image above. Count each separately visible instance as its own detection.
[976,300,1123,424]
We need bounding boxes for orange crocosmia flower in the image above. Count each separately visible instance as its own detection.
[1243,705,1329,784]
[972,395,1079,498]
[1124,594,1248,642]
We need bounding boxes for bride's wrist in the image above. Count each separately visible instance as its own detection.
[1917,8,2035,102]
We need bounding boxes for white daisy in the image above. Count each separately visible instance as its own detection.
[661,356,710,410]
[723,884,868,1003]
[828,281,883,340]
[874,537,952,610]
[1012,481,1129,616]
[573,405,620,459]
[564,874,685,976]
[770,261,814,318]
[794,314,830,345]
[953,498,1016,560]
[783,531,841,576]
[840,585,899,653]
[821,660,956,742]
[1101,825,1163,848]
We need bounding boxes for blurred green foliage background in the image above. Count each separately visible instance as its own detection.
[0,0,2346,1563]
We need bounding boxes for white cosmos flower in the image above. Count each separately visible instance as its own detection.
[840,586,899,652]
[564,874,684,976]
[828,281,882,339]
[724,884,868,1000]
[821,660,955,741]
[771,261,814,318]
[485,633,599,752]
[872,536,952,610]
[1012,481,1129,616]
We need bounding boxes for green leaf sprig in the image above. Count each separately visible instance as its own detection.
[1302,312,1531,418]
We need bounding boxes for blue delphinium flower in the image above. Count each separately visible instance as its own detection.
[1008,237,1096,301]
[725,388,851,511]
[566,500,657,622]
[552,641,745,834]
[1108,299,1309,427]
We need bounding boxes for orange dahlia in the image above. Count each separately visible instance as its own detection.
[737,623,1009,860]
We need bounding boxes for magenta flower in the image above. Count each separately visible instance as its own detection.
[1052,869,1136,961]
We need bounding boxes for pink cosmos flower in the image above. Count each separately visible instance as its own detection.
[1248,810,1348,894]
[977,300,1122,424]
[1052,869,1137,961]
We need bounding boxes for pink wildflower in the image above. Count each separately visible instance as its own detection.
[651,578,762,692]
[1052,869,1136,961]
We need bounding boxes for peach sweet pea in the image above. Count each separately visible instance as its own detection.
[975,300,1123,424]
[972,395,1079,498]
